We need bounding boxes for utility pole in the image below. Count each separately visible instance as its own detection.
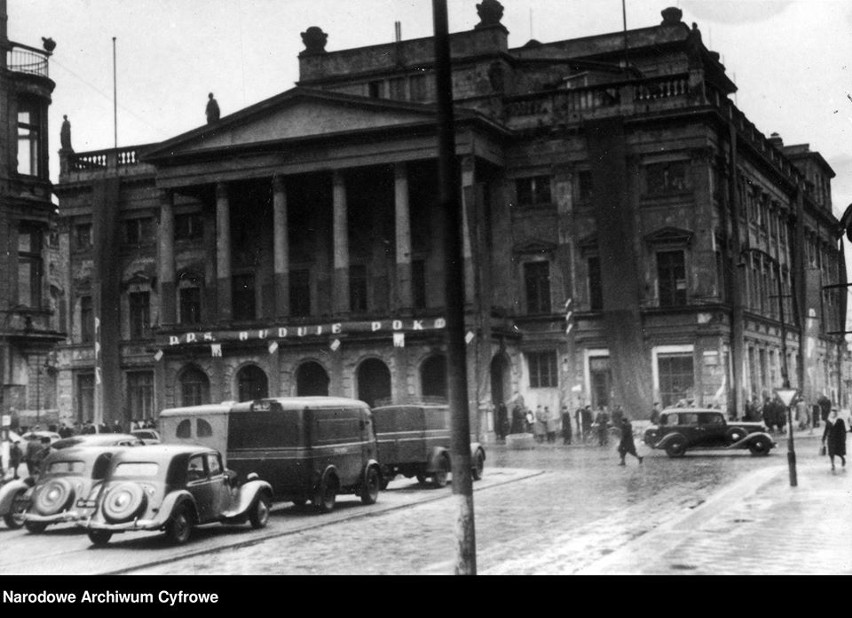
[432,0,476,575]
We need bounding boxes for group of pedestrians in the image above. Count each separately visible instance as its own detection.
[494,400,642,466]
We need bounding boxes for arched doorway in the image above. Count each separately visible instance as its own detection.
[490,354,511,406]
[179,366,211,407]
[357,358,391,408]
[296,361,330,396]
[421,354,447,401]
[236,365,268,402]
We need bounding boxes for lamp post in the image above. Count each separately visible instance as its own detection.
[740,247,797,486]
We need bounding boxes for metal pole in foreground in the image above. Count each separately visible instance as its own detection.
[432,0,476,575]
[774,259,797,487]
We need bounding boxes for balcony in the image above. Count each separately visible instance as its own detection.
[6,42,50,78]
[60,145,156,182]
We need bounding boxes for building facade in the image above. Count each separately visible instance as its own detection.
[53,2,847,435]
[0,0,63,429]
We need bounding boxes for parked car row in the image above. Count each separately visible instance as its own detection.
[0,397,486,548]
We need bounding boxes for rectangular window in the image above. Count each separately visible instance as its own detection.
[80,296,94,343]
[127,371,155,420]
[74,224,92,251]
[657,250,686,307]
[289,269,310,317]
[174,213,204,240]
[350,264,368,313]
[528,351,558,388]
[17,102,41,177]
[232,274,256,321]
[657,352,694,407]
[76,373,95,422]
[516,176,552,208]
[589,356,611,409]
[179,287,202,325]
[17,227,41,308]
[410,74,429,102]
[588,256,603,311]
[524,261,551,314]
[646,161,689,195]
[124,218,155,246]
[389,77,406,101]
[578,170,593,202]
[128,291,151,339]
[368,80,383,98]
[412,260,427,310]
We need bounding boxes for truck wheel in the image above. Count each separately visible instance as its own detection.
[432,455,450,488]
[314,474,338,514]
[88,530,112,546]
[472,450,485,481]
[165,506,193,545]
[3,488,27,530]
[360,466,380,505]
[665,437,687,458]
[249,495,271,529]
[416,473,428,486]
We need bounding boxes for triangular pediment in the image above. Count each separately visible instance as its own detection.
[144,88,446,160]
[644,226,693,245]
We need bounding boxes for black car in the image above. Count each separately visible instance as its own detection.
[644,408,775,457]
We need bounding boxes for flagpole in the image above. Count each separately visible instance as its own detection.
[112,36,117,149]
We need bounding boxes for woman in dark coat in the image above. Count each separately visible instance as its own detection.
[822,409,847,471]
[617,417,643,466]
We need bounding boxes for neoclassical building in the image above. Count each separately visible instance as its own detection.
[53,2,847,435]
[0,0,63,428]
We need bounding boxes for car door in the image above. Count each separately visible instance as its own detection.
[185,454,215,523]
[699,412,727,447]
[206,453,231,515]
[675,412,703,447]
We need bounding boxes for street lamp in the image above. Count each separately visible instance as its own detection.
[739,247,797,487]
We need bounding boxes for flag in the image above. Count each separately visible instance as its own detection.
[153,349,164,362]
[95,367,102,385]
[393,333,405,348]
[330,339,341,351]
[268,341,279,354]
[465,331,475,345]
[211,344,222,357]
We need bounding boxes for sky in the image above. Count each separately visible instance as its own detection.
[7,1,852,222]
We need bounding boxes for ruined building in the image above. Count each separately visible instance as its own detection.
[53,3,846,433]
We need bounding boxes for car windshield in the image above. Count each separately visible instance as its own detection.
[45,460,86,475]
[113,462,159,477]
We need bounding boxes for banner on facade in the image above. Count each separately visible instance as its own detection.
[153,350,164,362]
[268,341,278,354]
[211,344,222,357]
[393,333,405,348]
[159,317,447,349]
[330,339,341,351]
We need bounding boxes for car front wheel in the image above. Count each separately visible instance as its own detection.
[432,455,450,488]
[665,437,687,458]
[3,489,28,530]
[748,436,771,456]
[314,474,338,514]
[249,495,271,529]
[165,506,193,545]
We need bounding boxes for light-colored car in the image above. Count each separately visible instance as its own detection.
[20,431,62,445]
[130,429,161,445]
[81,444,273,546]
[51,433,143,451]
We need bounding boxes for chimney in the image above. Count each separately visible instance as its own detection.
[768,132,784,150]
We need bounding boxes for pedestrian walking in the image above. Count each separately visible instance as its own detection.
[617,417,643,465]
[821,409,847,471]
[561,406,573,445]
[533,405,546,443]
[24,436,46,477]
[545,406,558,444]
[525,408,534,434]
[9,440,22,479]
[650,402,662,425]
[112,420,122,434]
[582,405,593,443]
[595,407,609,447]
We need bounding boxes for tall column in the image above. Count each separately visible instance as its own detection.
[332,171,350,315]
[394,162,412,311]
[272,176,290,318]
[159,190,176,325]
[460,156,476,306]
[215,182,232,322]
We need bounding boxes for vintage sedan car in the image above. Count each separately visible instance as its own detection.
[0,476,32,529]
[130,429,161,445]
[644,408,775,458]
[51,433,143,451]
[20,446,122,533]
[81,444,273,546]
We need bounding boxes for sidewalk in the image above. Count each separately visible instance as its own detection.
[578,455,852,575]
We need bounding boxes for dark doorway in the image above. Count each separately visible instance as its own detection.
[420,354,447,401]
[490,354,510,405]
[357,358,391,408]
[237,365,268,402]
[589,356,612,410]
[296,361,330,396]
